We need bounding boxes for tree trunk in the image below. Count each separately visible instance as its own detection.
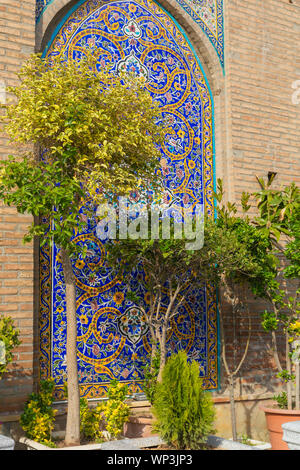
[149,325,157,374]
[157,325,167,383]
[286,333,293,409]
[229,375,237,441]
[219,282,252,441]
[61,248,81,446]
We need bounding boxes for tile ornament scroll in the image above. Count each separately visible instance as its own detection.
[36,0,224,67]
[39,0,219,400]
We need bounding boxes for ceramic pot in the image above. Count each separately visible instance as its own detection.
[261,405,300,450]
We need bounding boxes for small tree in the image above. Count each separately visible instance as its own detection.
[107,191,274,400]
[253,176,300,410]
[107,218,245,383]
[212,179,278,440]
[0,52,163,445]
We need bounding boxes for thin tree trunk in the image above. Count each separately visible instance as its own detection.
[61,248,81,446]
[157,325,167,383]
[286,333,293,409]
[229,375,237,441]
[150,327,157,366]
[293,287,300,410]
[219,282,252,441]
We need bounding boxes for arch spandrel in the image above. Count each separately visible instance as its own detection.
[38,0,219,400]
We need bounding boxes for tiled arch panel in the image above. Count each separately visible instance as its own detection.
[38,0,219,400]
[36,0,224,67]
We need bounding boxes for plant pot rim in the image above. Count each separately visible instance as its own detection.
[260,405,300,415]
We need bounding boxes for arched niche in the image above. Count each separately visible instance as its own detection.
[38,0,220,400]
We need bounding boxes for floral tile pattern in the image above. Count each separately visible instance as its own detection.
[36,0,224,67]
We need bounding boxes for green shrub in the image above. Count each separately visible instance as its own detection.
[153,351,215,450]
[273,391,288,409]
[0,315,21,379]
[80,380,130,441]
[20,379,57,446]
[104,380,130,439]
[80,397,104,442]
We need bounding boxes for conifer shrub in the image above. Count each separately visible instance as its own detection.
[153,351,215,449]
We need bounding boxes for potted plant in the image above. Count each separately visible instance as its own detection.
[251,175,300,450]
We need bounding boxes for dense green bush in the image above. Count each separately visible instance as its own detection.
[20,379,57,446]
[80,380,130,441]
[153,351,215,449]
[80,397,104,442]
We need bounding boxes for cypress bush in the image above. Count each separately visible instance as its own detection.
[153,351,215,449]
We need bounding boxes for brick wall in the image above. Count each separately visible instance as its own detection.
[214,0,300,401]
[0,0,36,413]
[225,0,300,199]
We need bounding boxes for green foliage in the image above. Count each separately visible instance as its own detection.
[261,309,279,332]
[253,179,300,330]
[0,51,163,255]
[0,51,163,443]
[153,351,215,450]
[273,392,288,410]
[277,369,295,384]
[238,434,253,446]
[251,176,300,408]
[104,381,130,439]
[253,177,299,242]
[213,178,278,297]
[0,315,21,379]
[80,380,130,442]
[80,397,104,442]
[107,183,279,383]
[283,210,300,280]
[20,379,57,446]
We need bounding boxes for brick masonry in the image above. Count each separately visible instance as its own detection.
[0,0,36,412]
[0,0,299,438]
[218,0,300,396]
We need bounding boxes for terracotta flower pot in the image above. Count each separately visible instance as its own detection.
[261,405,300,450]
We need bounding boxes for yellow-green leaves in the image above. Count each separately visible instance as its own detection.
[0,51,165,254]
